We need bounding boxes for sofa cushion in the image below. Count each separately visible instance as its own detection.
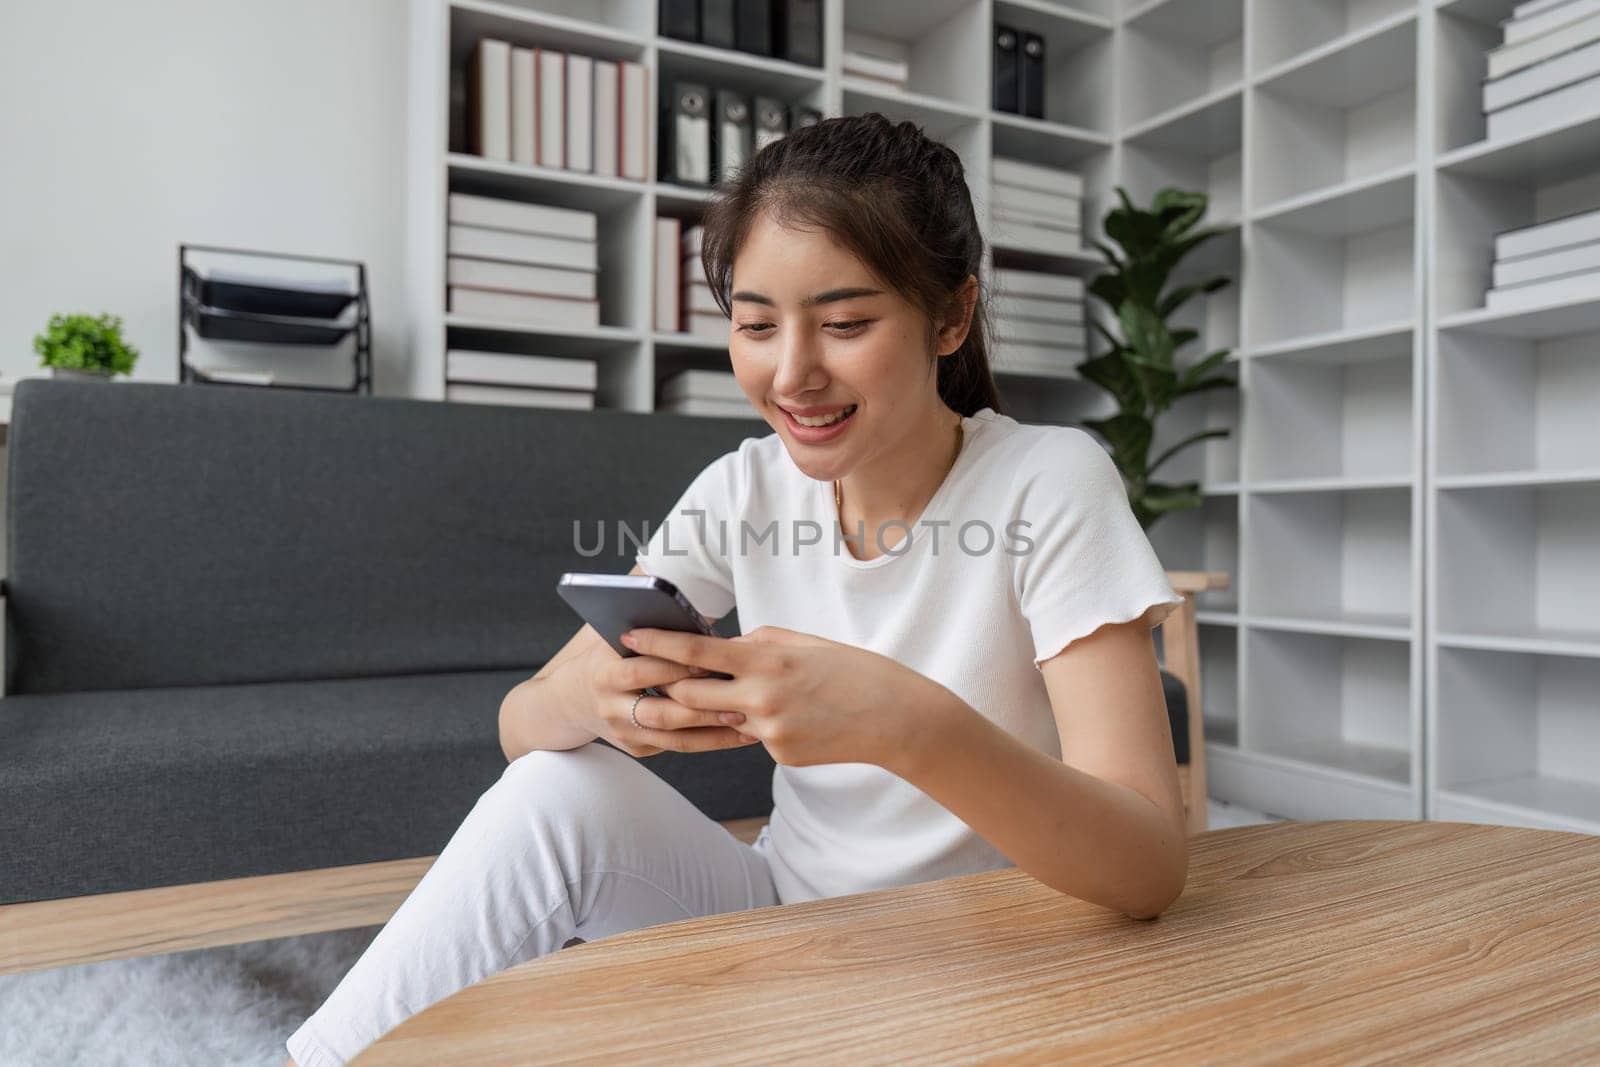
[0,669,777,904]
[4,379,764,695]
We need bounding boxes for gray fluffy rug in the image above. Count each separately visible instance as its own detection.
[0,924,382,1067]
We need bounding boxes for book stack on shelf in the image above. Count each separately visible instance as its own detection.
[465,38,647,180]
[682,224,726,340]
[1482,0,1600,141]
[989,156,1083,257]
[179,245,370,393]
[445,349,597,410]
[658,369,750,417]
[1484,206,1600,311]
[842,33,909,91]
[659,0,823,66]
[992,23,1045,119]
[661,81,818,188]
[990,268,1085,377]
[446,193,600,329]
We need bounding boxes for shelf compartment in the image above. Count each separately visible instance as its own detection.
[1252,165,1416,237]
[1206,744,1413,820]
[1246,320,1413,364]
[448,172,649,330]
[1436,327,1600,480]
[1121,89,1242,223]
[1245,346,1412,483]
[1253,3,1416,80]
[1248,218,1415,347]
[1248,486,1412,623]
[990,112,1111,165]
[1199,622,1240,742]
[1146,495,1239,612]
[1436,645,1600,835]
[1245,627,1413,786]
[843,0,989,112]
[993,0,1116,132]
[1146,383,1241,489]
[1437,112,1600,185]
[656,40,827,110]
[449,0,646,60]
[1251,22,1416,210]
[1437,481,1600,646]
[1119,0,1242,129]
[1435,168,1600,319]
[442,319,645,410]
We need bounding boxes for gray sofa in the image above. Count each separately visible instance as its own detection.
[0,378,1187,911]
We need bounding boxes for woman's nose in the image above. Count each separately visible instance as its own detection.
[771,328,826,395]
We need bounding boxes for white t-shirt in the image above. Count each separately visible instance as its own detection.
[635,406,1183,905]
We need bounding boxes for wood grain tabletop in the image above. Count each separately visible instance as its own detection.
[354,820,1600,1065]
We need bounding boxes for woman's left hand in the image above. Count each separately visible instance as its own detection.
[619,625,928,769]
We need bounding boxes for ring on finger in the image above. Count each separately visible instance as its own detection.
[629,690,647,730]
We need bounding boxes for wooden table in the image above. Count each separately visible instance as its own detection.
[355,821,1600,1065]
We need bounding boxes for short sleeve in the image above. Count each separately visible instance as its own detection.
[1008,429,1184,668]
[634,450,739,622]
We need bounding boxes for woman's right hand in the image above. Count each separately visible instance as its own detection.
[574,643,759,759]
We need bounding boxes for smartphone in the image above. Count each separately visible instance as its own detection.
[556,572,735,690]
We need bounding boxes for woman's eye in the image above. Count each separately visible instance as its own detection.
[825,320,870,334]
[736,322,775,336]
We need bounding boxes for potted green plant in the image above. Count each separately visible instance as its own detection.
[33,313,139,380]
[1078,187,1237,531]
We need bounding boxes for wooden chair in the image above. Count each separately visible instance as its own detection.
[1158,570,1230,835]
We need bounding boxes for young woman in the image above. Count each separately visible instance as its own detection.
[286,113,1186,1067]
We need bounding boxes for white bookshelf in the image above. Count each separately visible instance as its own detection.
[405,0,1600,833]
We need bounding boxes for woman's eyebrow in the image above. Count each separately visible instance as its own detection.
[730,287,884,307]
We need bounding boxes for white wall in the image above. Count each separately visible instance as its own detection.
[0,0,414,395]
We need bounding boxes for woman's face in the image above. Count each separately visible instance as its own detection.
[727,209,957,484]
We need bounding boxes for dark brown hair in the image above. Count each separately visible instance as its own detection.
[700,112,1002,417]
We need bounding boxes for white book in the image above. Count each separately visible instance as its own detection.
[1486,71,1600,138]
[654,217,681,333]
[842,50,910,83]
[992,182,1082,220]
[683,281,720,313]
[991,294,1084,324]
[510,48,536,166]
[536,49,565,168]
[447,193,596,240]
[993,205,1082,234]
[469,38,511,161]
[1484,267,1600,310]
[991,342,1085,378]
[620,61,648,181]
[1484,37,1600,111]
[661,369,744,402]
[992,157,1085,198]
[660,396,753,417]
[447,349,598,390]
[681,224,705,257]
[1503,0,1600,43]
[1515,0,1578,18]
[593,60,620,178]
[993,317,1083,345]
[1493,238,1600,286]
[448,225,598,270]
[447,383,596,410]
[448,286,601,329]
[991,224,1085,258]
[685,311,728,341]
[1496,206,1600,259]
[447,257,597,299]
[1488,11,1600,78]
[565,53,593,173]
[993,268,1085,301]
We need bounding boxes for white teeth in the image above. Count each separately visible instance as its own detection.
[792,405,855,428]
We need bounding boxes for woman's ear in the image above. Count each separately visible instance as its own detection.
[936,274,980,357]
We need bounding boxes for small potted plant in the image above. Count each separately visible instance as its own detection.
[33,313,139,380]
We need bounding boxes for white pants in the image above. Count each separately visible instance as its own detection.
[285,742,780,1067]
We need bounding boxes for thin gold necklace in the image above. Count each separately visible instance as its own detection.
[833,419,964,520]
